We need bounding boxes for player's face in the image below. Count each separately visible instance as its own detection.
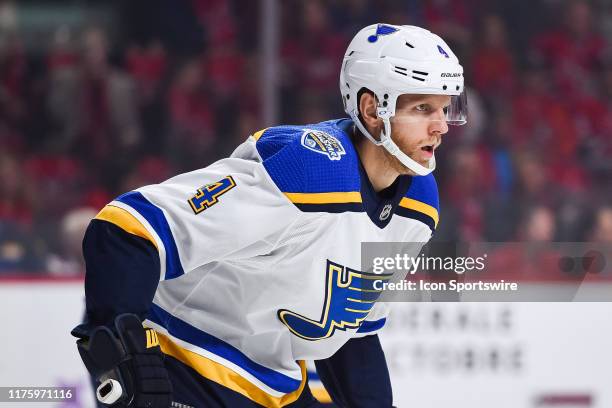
[386,94,451,174]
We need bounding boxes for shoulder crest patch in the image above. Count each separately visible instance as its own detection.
[300,129,346,161]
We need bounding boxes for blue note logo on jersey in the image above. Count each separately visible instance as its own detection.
[301,130,346,161]
[278,260,393,341]
[367,24,399,43]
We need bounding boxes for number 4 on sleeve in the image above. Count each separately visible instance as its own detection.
[188,175,237,214]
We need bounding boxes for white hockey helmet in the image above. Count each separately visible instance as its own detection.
[340,24,467,175]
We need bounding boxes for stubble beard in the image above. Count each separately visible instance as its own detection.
[381,147,415,176]
[382,134,438,176]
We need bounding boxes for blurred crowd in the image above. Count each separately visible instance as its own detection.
[0,0,611,274]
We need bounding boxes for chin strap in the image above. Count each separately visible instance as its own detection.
[349,109,380,146]
[380,117,435,176]
[350,108,436,176]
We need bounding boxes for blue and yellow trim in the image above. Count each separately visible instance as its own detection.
[310,386,332,404]
[283,191,363,213]
[307,370,332,404]
[396,173,439,230]
[397,197,439,229]
[114,191,185,279]
[157,332,307,407]
[284,191,362,204]
[95,204,158,249]
[252,128,269,142]
[148,304,304,402]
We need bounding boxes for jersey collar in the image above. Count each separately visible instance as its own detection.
[357,148,412,229]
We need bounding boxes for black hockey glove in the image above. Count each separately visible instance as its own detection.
[73,314,172,407]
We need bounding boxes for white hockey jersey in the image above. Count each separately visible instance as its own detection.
[94,118,439,407]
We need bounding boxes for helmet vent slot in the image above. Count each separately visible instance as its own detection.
[411,76,426,82]
[405,41,414,48]
[393,69,408,77]
[412,70,429,76]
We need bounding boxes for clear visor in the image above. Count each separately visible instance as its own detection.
[388,90,468,126]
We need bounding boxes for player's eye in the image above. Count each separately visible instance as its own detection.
[443,106,449,115]
[415,104,430,112]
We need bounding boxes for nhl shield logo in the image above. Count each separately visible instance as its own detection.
[301,130,346,161]
[379,204,392,221]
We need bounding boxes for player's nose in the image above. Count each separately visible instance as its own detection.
[429,117,449,136]
[428,107,449,135]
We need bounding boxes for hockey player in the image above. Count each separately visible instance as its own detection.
[72,24,467,408]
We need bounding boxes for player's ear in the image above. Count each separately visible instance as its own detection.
[358,90,382,133]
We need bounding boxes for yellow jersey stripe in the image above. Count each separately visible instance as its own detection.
[157,332,307,407]
[398,197,439,227]
[310,386,332,403]
[95,205,158,249]
[284,192,362,204]
[252,128,269,141]
[344,307,370,313]
[347,297,377,304]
